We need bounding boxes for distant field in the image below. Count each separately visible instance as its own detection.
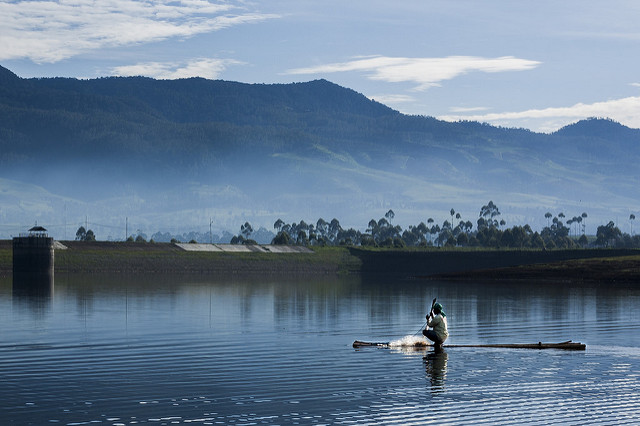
[1,240,639,282]
[0,241,358,276]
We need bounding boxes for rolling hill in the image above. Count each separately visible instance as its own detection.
[0,65,638,240]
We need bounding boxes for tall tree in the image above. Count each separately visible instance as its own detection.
[75,226,96,241]
[297,230,308,245]
[385,209,395,222]
[316,218,328,240]
[479,201,500,228]
[576,216,583,237]
[328,218,342,243]
[241,222,253,239]
[567,218,575,237]
[595,221,622,247]
[75,226,87,241]
[367,219,378,242]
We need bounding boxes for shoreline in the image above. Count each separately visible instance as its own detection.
[0,240,361,277]
[429,254,640,284]
[1,240,639,282]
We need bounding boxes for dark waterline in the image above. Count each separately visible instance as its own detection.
[1,274,639,425]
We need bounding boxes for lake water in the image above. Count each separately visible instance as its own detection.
[1,274,640,425]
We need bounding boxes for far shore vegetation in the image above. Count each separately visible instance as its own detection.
[72,201,640,251]
[231,201,639,250]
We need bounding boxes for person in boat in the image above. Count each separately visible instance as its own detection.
[423,302,448,349]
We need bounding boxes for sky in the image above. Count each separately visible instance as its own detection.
[2,0,640,133]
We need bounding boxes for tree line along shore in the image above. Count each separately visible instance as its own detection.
[73,202,640,251]
[1,240,639,283]
[248,204,640,250]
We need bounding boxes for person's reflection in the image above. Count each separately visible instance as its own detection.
[423,348,448,392]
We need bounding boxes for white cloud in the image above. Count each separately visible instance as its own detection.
[449,106,490,113]
[0,0,278,63]
[369,94,415,105]
[287,55,541,90]
[631,83,640,88]
[111,58,243,79]
[439,96,640,131]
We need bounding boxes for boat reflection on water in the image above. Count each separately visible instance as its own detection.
[424,349,448,393]
[12,273,54,315]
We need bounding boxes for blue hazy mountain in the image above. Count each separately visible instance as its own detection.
[0,65,638,239]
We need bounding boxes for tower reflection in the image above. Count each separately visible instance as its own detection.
[12,274,54,317]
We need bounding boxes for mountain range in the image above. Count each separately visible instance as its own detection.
[1,64,638,240]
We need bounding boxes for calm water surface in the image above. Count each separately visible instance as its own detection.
[1,274,640,425]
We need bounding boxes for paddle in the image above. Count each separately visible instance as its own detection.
[414,297,437,336]
[428,297,437,318]
[415,298,437,337]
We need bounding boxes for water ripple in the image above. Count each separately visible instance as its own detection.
[2,277,640,424]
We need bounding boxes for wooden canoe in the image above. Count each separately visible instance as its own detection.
[353,340,586,350]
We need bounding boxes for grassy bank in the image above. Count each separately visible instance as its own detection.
[433,254,640,283]
[0,241,361,276]
[1,240,639,282]
[348,246,640,281]
[0,240,10,275]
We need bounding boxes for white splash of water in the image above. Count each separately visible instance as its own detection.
[388,335,429,348]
